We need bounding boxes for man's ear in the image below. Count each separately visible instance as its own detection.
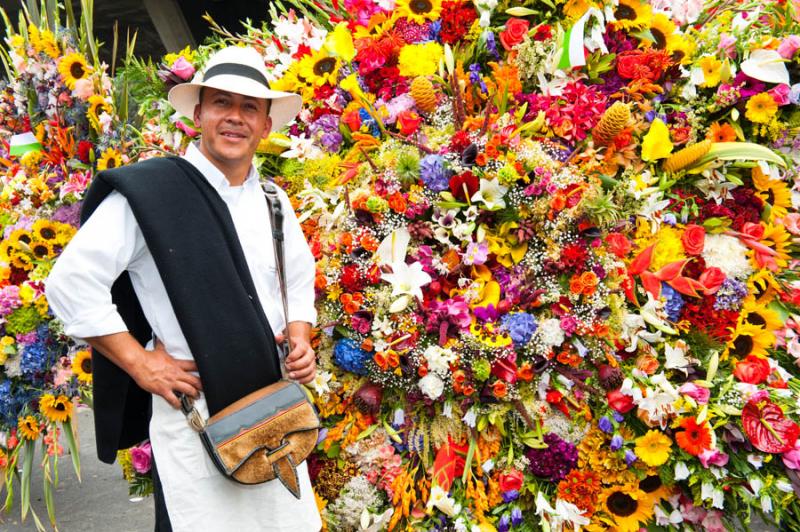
[193,102,202,125]
[261,116,272,140]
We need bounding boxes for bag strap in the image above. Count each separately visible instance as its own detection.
[262,182,291,377]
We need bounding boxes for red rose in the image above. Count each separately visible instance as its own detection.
[682,224,706,255]
[607,389,635,413]
[734,355,771,384]
[699,267,726,295]
[498,469,524,492]
[77,140,94,164]
[499,18,529,51]
[396,110,422,136]
[605,232,631,258]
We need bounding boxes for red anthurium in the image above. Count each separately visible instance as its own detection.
[449,171,479,202]
[628,244,655,276]
[491,354,519,384]
[742,396,800,453]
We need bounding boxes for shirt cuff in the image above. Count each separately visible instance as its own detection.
[61,307,129,340]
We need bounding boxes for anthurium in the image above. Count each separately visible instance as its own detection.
[641,118,673,162]
[742,395,800,453]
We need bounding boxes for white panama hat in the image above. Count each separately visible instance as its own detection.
[167,46,302,132]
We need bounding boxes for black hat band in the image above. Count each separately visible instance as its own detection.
[203,63,269,88]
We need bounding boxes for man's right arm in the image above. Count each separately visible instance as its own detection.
[45,191,201,409]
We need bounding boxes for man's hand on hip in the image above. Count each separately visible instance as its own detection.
[132,339,203,409]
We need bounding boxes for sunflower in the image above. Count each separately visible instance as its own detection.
[745,93,778,124]
[396,0,443,24]
[18,415,41,440]
[72,349,93,384]
[753,169,793,222]
[707,122,737,142]
[39,394,74,423]
[32,219,58,241]
[745,270,781,306]
[9,250,34,271]
[643,13,677,51]
[738,299,783,332]
[299,49,341,87]
[56,223,77,247]
[756,223,792,271]
[611,0,652,30]
[469,320,513,348]
[29,239,54,260]
[639,473,672,507]
[8,229,33,247]
[87,95,113,131]
[634,430,672,467]
[598,483,653,532]
[0,240,16,263]
[97,147,123,171]
[674,416,712,456]
[58,53,92,90]
[723,322,775,359]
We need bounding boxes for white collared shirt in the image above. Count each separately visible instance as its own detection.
[45,144,321,531]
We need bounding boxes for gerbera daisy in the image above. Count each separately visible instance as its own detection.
[723,322,775,359]
[745,93,778,124]
[598,483,653,532]
[87,95,113,131]
[299,49,340,87]
[643,13,677,51]
[31,219,58,241]
[58,52,92,90]
[611,0,652,30]
[753,170,793,222]
[97,147,123,171]
[39,394,74,423]
[738,299,783,332]
[634,430,672,467]
[71,349,92,384]
[18,415,41,440]
[396,0,443,25]
[698,56,722,88]
[675,416,712,456]
[707,122,737,142]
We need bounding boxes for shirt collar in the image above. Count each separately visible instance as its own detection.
[182,142,258,193]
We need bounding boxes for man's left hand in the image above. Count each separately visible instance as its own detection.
[276,333,316,384]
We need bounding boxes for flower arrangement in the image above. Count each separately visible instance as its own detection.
[0,2,135,528]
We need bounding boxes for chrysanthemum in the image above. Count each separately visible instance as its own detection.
[598,483,653,532]
[753,171,793,222]
[31,219,58,241]
[738,299,783,332]
[723,322,775,359]
[72,349,92,384]
[395,0,443,24]
[674,416,712,456]
[299,49,341,87]
[702,234,753,280]
[634,430,672,467]
[58,52,92,90]
[398,42,443,77]
[97,147,123,171]
[87,95,113,131]
[745,93,778,124]
[39,394,74,423]
[18,415,41,440]
[611,0,652,30]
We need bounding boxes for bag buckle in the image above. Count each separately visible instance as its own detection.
[177,393,206,432]
[264,439,289,457]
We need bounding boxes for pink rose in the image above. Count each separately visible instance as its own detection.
[174,119,199,138]
[170,56,196,81]
[781,213,800,235]
[130,441,153,474]
[699,267,726,295]
[778,35,800,59]
[678,383,710,404]
[698,448,729,468]
[769,84,791,106]
[499,18,529,51]
[681,224,705,255]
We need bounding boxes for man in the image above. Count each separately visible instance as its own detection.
[45,46,322,531]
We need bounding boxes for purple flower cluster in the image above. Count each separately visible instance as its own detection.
[661,283,685,322]
[713,278,748,311]
[309,114,343,153]
[419,155,450,192]
[525,433,578,482]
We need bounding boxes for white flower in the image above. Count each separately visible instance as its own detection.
[462,407,477,428]
[427,485,459,516]
[381,261,432,312]
[702,234,754,279]
[538,318,565,347]
[535,493,590,532]
[375,227,410,266]
[310,370,333,395]
[471,178,508,210]
[419,373,444,400]
[424,345,458,375]
[675,462,691,481]
[701,481,725,509]
[280,135,323,161]
[664,341,690,374]
[747,454,764,469]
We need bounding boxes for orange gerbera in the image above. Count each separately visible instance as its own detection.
[675,416,712,456]
[707,122,736,142]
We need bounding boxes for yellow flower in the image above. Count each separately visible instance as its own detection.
[746,93,778,124]
[398,42,443,77]
[164,45,195,66]
[723,322,775,360]
[395,0,443,24]
[32,219,59,241]
[753,167,792,221]
[97,147,123,171]
[29,239,54,260]
[611,0,652,30]
[18,415,41,440]
[698,56,722,88]
[738,299,783,332]
[634,430,672,467]
[299,49,340,87]
[641,118,673,162]
[745,270,780,306]
[757,222,792,270]
[72,349,93,384]
[643,13,678,51]
[38,28,60,58]
[39,394,74,423]
[651,226,685,271]
[325,23,356,62]
[87,95,113,131]
[597,483,654,532]
[58,53,92,90]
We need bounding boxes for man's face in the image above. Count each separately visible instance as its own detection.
[193,88,272,172]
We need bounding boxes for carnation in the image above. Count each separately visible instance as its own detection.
[423,345,457,375]
[701,234,754,280]
[418,373,444,400]
[537,318,565,347]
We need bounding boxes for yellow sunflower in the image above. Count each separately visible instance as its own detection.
[58,53,92,90]
[72,349,93,384]
[643,13,678,51]
[299,49,341,87]
[395,0,443,24]
[598,483,654,532]
[39,394,74,423]
[745,270,781,306]
[56,223,77,247]
[723,322,775,360]
[97,147,123,171]
[634,430,672,467]
[8,229,33,248]
[9,250,34,271]
[87,95,113,131]
[753,168,793,222]
[469,320,513,348]
[611,0,652,30]
[29,239,54,260]
[739,299,783,332]
[32,219,59,241]
[639,473,672,507]
[756,223,792,271]
[0,240,16,263]
[18,415,41,440]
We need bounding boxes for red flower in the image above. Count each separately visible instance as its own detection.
[77,140,93,164]
[533,24,552,41]
[734,355,771,384]
[681,224,706,255]
[607,389,635,413]
[499,18,530,51]
[742,396,800,453]
[605,232,631,258]
[396,110,422,136]
[449,130,472,153]
[498,469,524,492]
[449,171,479,202]
[698,267,726,295]
[439,1,478,45]
[340,264,365,292]
[616,49,672,82]
[675,416,712,456]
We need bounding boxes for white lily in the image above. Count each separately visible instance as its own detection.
[471,177,508,211]
[664,340,690,374]
[381,260,432,312]
[375,227,410,265]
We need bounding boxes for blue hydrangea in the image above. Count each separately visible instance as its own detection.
[333,338,372,375]
[661,283,684,322]
[20,339,50,377]
[0,381,34,427]
[501,312,537,345]
[419,155,451,192]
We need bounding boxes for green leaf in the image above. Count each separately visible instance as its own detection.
[383,420,403,443]
[43,459,56,527]
[691,142,786,169]
[20,439,34,520]
[356,423,379,441]
[63,420,81,480]
[461,437,476,485]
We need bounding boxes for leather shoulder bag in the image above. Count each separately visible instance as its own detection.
[178,182,320,499]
